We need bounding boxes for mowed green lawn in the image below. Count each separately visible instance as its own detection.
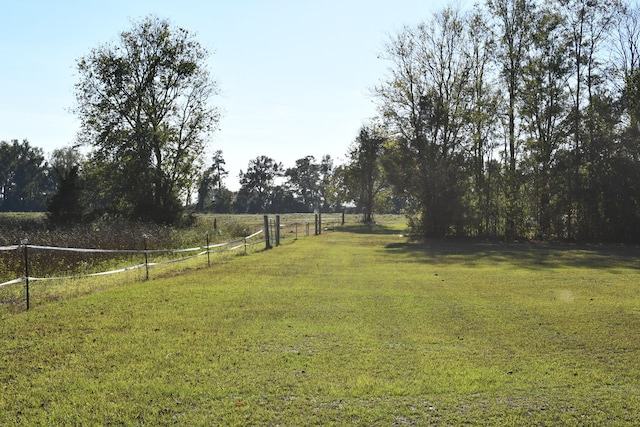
[2,223,640,425]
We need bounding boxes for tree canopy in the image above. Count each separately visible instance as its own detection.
[74,15,219,223]
[0,139,52,212]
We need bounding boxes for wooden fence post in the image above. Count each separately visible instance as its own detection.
[275,215,280,246]
[264,215,271,249]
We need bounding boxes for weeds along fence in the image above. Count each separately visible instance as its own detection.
[0,214,345,312]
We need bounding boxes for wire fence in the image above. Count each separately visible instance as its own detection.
[0,230,265,310]
[0,214,347,311]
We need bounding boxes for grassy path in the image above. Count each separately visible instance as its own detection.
[2,225,640,425]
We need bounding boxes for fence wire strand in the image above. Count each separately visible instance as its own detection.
[0,230,265,289]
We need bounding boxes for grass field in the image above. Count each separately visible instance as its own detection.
[1,220,640,425]
[0,213,341,308]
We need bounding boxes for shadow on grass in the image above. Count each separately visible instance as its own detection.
[338,224,403,235]
[383,237,640,270]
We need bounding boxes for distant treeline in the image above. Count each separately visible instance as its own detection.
[6,1,640,242]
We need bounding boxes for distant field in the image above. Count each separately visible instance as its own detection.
[0,213,359,307]
[1,220,640,425]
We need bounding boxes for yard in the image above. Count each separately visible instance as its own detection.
[1,219,639,425]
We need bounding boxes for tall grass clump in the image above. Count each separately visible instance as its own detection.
[0,212,350,312]
[0,214,267,279]
[0,214,277,311]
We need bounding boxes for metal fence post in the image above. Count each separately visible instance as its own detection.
[206,231,210,267]
[143,234,149,280]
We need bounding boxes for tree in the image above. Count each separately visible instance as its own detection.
[237,155,283,213]
[466,7,501,236]
[375,6,473,235]
[487,0,536,238]
[519,6,570,239]
[47,147,85,224]
[285,155,327,212]
[47,166,84,224]
[210,150,228,192]
[196,150,228,212]
[0,139,52,212]
[345,126,386,223]
[324,164,350,213]
[74,16,219,223]
[560,0,619,239]
[318,155,335,212]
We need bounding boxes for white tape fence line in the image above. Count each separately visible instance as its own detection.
[0,229,265,289]
[1,214,343,305]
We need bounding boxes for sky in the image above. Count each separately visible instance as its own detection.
[0,0,438,190]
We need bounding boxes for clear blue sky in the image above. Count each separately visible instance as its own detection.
[0,0,437,189]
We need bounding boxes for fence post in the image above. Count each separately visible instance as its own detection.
[22,239,29,311]
[244,229,247,255]
[342,209,345,225]
[263,215,271,249]
[206,231,210,267]
[143,234,149,280]
[270,219,275,245]
[275,215,280,246]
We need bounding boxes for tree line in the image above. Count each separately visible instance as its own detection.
[5,1,640,242]
[0,140,367,219]
[0,16,397,224]
[364,0,640,241]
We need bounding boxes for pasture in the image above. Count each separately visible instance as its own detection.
[1,218,640,425]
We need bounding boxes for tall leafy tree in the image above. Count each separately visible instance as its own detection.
[466,7,502,236]
[47,147,85,224]
[74,16,219,223]
[318,155,335,212]
[0,139,52,212]
[345,125,387,224]
[487,0,536,238]
[560,0,619,239]
[375,6,473,235]
[285,155,330,212]
[237,155,283,213]
[363,0,640,241]
[196,150,228,212]
[324,164,350,214]
[519,6,571,239]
